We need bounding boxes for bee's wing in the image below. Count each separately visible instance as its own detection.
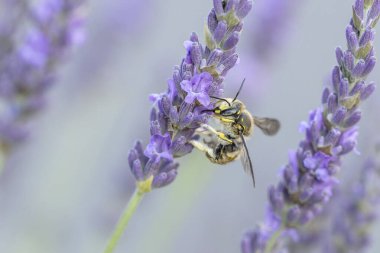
[240,134,255,187]
[253,117,280,136]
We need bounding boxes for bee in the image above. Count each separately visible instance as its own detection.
[190,79,280,187]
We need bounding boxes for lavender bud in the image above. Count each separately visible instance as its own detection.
[327,93,338,113]
[150,120,161,135]
[190,42,202,66]
[315,168,329,182]
[350,80,365,95]
[236,0,253,19]
[213,21,228,43]
[347,31,359,52]
[338,78,349,98]
[223,31,240,51]
[207,9,218,32]
[128,149,138,169]
[352,59,366,77]
[159,95,171,116]
[213,0,224,16]
[190,32,199,42]
[287,177,299,194]
[225,0,236,12]
[220,53,239,76]
[322,87,330,104]
[332,107,347,125]
[354,0,364,19]
[325,128,341,146]
[344,111,361,128]
[287,206,301,224]
[179,112,194,129]
[207,48,223,66]
[169,107,179,124]
[368,0,380,21]
[269,185,284,211]
[359,28,374,46]
[152,169,178,188]
[299,210,314,225]
[340,141,356,155]
[299,188,314,202]
[173,66,181,85]
[360,82,376,100]
[361,56,376,76]
[131,160,145,181]
[336,47,344,65]
[332,66,341,91]
[343,51,355,71]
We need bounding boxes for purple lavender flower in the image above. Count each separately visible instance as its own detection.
[289,154,380,253]
[180,72,213,106]
[241,1,380,252]
[128,0,253,192]
[0,0,84,155]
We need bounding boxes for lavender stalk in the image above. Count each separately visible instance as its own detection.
[289,152,380,253]
[0,0,84,171]
[103,1,253,252]
[241,1,380,252]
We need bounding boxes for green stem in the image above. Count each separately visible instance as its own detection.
[103,188,145,253]
[264,227,283,253]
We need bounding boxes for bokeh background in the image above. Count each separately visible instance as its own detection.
[0,0,379,252]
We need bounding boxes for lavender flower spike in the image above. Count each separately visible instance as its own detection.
[289,155,380,253]
[241,1,379,252]
[128,0,253,193]
[0,0,85,164]
[104,2,253,252]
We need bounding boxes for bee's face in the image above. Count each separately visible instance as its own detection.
[213,99,243,117]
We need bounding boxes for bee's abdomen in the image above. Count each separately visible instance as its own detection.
[207,143,240,165]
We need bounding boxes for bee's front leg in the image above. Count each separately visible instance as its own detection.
[199,124,233,144]
[189,140,215,159]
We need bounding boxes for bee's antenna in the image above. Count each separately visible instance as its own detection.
[209,96,231,107]
[232,78,246,102]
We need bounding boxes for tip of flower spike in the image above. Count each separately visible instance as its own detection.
[136,175,154,194]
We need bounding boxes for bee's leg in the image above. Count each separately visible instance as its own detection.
[189,140,215,159]
[199,124,233,144]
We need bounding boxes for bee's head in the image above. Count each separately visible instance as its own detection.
[212,99,243,117]
[203,78,246,117]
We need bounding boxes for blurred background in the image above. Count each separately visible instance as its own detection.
[0,0,379,252]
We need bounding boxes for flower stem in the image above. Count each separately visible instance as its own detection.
[264,227,283,253]
[103,188,145,253]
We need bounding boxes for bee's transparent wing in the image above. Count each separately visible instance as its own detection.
[240,134,255,187]
[253,117,280,136]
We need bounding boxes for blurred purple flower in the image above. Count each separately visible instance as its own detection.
[241,1,379,252]
[230,0,303,103]
[250,0,300,63]
[128,0,253,191]
[0,0,85,153]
